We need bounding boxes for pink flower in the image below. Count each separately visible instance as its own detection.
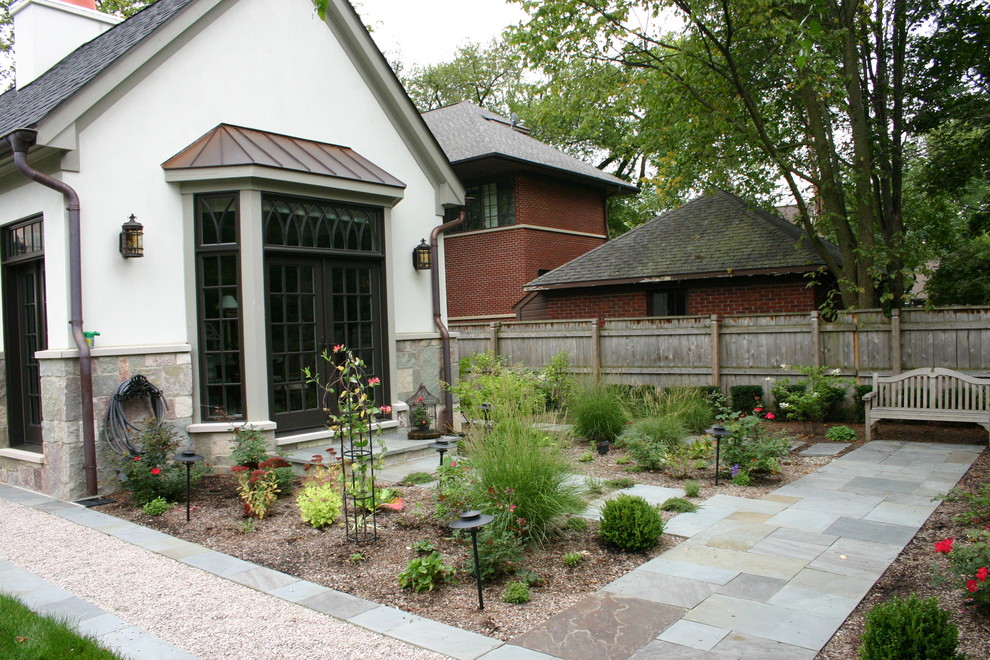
[449,462,457,468]
[765,413,775,420]
[509,505,517,511]
[332,344,344,352]
[754,407,763,413]
[966,579,979,593]
[380,405,392,415]
[934,538,955,554]
[367,377,380,385]
[977,567,989,582]
[150,468,161,475]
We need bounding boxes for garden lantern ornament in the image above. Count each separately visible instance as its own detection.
[428,436,458,467]
[412,238,432,270]
[449,510,494,610]
[119,214,144,258]
[173,449,204,521]
[705,424,732,486]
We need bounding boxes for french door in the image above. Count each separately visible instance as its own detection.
[266,256,386,433]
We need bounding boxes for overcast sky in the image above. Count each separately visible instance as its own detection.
[354,0,528,67]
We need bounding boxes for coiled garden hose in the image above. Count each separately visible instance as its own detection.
[103,374,168,456]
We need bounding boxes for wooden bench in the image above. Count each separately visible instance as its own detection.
[863,367,990,442]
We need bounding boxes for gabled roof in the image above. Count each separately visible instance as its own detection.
[162,124,405,188]
[526,190,840,290]
[421,101,638,195]
[0,0,199,139]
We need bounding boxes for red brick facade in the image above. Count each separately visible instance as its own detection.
[445,176,609,320]
[537,276,821,321]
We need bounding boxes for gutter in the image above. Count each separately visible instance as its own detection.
[7,129,98,497]
[430,205,466,432]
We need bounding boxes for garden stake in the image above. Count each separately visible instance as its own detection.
[449,510,493,610]
[706,425,732,486]
[174,449,204,521]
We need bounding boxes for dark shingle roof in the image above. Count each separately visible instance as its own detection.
[0,0,199,138]
[421,101,637,193]
[163,123,405,187]
[527,190,840,289]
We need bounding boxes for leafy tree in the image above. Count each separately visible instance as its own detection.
[924,234,990,305]
[0,0,154,88]
[507,0,978,309]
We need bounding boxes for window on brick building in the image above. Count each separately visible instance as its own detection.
[450,181,515,232]
[650,291,686,317]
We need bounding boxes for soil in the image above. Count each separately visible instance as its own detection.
[96,420,990,655]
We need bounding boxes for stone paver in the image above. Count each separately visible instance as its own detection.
[798,442,849,456]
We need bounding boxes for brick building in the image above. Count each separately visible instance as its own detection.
[518,191,840,321]
[421,102,638,322]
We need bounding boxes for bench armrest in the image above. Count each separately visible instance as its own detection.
[862,391,877,401]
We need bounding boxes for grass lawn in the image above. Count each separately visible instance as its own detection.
[0,593,123,659]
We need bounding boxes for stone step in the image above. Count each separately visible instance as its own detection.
[280,428,458,474]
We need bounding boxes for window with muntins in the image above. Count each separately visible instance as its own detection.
[195,193,245,420]
[451,181,515,232]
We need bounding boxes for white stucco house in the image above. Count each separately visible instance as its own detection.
[0,0,464,500]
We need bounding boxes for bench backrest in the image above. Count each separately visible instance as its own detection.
[871,368,990,411]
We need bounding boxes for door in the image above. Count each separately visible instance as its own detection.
[2,218,47,450]
[266,257,386,434]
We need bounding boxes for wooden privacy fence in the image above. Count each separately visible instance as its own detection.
[450,307,990,395]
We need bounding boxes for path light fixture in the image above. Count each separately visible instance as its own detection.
[449,510,494,610]
[428,436,458,467]
[174,449,204,521]
[119,214,144,258]
[412,238,432,270]
[705,424,732,486]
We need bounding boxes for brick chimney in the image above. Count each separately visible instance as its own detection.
[11,0,121,88]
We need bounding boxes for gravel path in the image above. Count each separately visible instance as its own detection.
[0,499,444,660]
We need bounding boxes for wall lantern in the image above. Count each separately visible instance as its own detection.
[412,238,432,270]
[119,214,144,258]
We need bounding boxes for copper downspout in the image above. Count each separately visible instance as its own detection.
[431,206,466,432]
[8,129,98,497]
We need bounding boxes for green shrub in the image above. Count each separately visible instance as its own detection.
[599,494,665,552]
[661,497,698,513]
[604,477,634,490]
[946,482,990,526]
[397,552,456,593]
[229,425,270,468]
[657,388,715,432]
[859,594,963,660]
[770,365,851,426]
[854,384,873,421]
[464,525,526,582]
[615,455,632,464]
[729,385,764,413]
[622,416,687,470]
[720,411,792,475]
[260,456,295,494]
[502,581,532,604]
[936,530,990,609]
[536,352,577,411]
[466,418,584,544]
[562,551,584,567]
[571,384,628,444]
[578,451,595,463]
[119,421,207,505]
[514,569,544,587]
[410,539,436,555]
[432,459,477,521]
[683,480,701,498]
[731,470,752,486]
[402,471,435,485]
[297,482,342,528]
[142,497,173,516]
[826,425,858,443]
[449,352,543,421]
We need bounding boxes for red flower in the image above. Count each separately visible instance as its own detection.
[934,538,955,554]
[966,579,979,593]
[332,344,344,352]
[765,413,776,420]
[754,407,763,413]
[133,456,141,462]
[977,567,989,582]
[150,468,161,475]
[231,465,249,473]
[367,377,380,385]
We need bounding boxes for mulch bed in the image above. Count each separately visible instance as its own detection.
[97,420,989,652]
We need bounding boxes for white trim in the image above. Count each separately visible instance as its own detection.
[0,447,46,464]
[10,0,122,23]
[273,419,399,447]
[35,343,191,359]
[395,332,441,341]
[444,224,607,240]
[186,420,277,434]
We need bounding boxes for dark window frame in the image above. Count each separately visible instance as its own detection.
[194,192,246,421]
[650,290,687,317]
[448,180,516,233]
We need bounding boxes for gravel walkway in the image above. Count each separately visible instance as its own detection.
[0,497,445,660]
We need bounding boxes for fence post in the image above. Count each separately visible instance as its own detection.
[710,314,721,389]
[590,318,602,382]
[891,308,902,374]
[488,322,500,356]
[810,311,821,367]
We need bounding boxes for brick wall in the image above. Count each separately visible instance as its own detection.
[538,276,819,321]
[515,176,607,235]
[445,228,604,319]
